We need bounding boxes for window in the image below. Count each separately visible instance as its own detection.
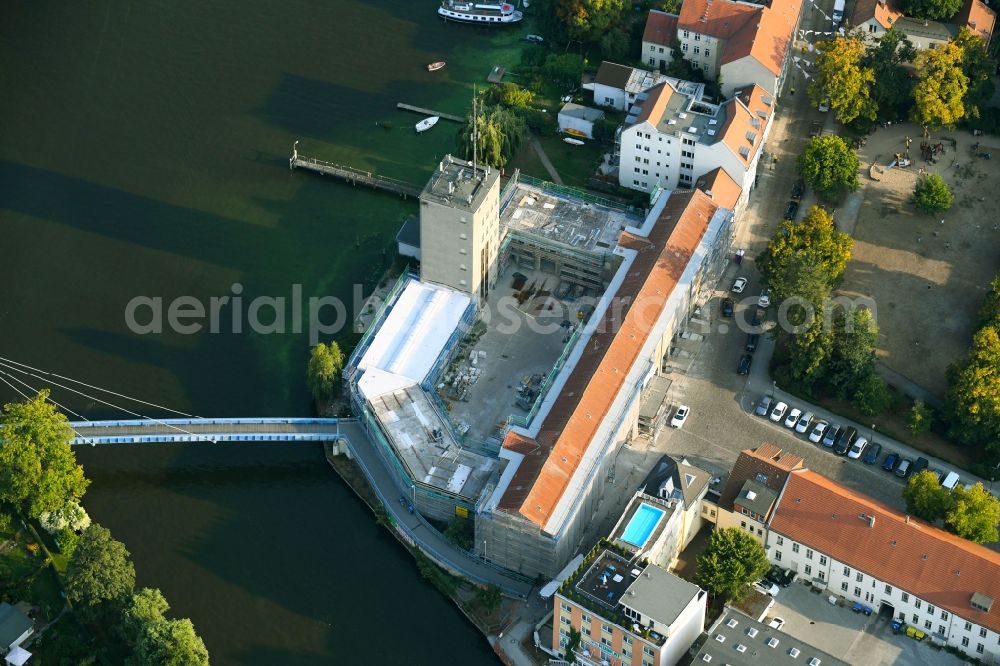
[705,49,711,57]
[582,614,591,622]
[913,614,919,624]
[928,605,935,615]
[642,169,648,175]
[775,551,782,561]
[602,624,611,634]
[703,63,709,71]
[792,543,800,554]
[915,600,922,610]
[740,521,747,529]
[885,585,893,594]
[941,611,949,621]
[856,572,863,582]
[659,47,664,53]
[966,622,973,631]
[583,627,591,636]
[694,46,701,54]
[682,43,689,52]
[901,593,909,603]
[820,555,827,565]
[695,33,701,40]
[978,644,985,654]
[560,602,571,612]
[777,536,784,546]
[634,167,640,173]
[682,30,690,37]
[841,582,849,592]
[981,628,988,638]
[963,637,970,647]
[633,180,640,186]
[561,616,570,625]
[819,571,826,581]
[650,45,655,51]
[601,637,612,646]
[843,566,851,576]
[854,587,861,597]
[623,636,632,645]
[622,648,631,658]
[925,620,932,630]
[804,565,812,575]
[643,646,655,656]
[939,625,947,635]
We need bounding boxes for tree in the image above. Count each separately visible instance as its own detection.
[864,28,917,121]
[443,518,474,551]
[121,588,170,644]
[484,82,534,109]
[541,53,585,90]
[946,483,1000,543]
[0,390,89,518]
[306,341,344,404]
[903,470,952,521]
[787,317,836,387]
[852,371,893,416]
[65,524,136,609]
[695,528,770,601]
[659,0,681,12]
[599,28,629,61]
[565,627,582,663]
[757,206,853,297]
[827,307,879,398]
[912,42,968,127]
[909,399,933,435]
[458,105,527,169]
[131,618,210,666]
[946,326,1000,446]
[903,0,962,20]
[810,37,877,125]
[797,136,860,198]
[976,274,1000,329]
[954,27,995,119]
[554,0,629,45]
[913,173,953,213]
[476,585,502,613]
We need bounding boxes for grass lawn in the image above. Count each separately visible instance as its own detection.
[509,133,606,189]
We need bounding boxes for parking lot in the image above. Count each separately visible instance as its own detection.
[768,580,967,666]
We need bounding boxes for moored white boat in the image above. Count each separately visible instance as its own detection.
[525,34,544,43]
[427,61,446,72]
[563,137,585,145]
[438,0,523,24]
[416,116,440,133]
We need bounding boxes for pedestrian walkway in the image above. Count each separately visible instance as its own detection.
[529,134,564,185]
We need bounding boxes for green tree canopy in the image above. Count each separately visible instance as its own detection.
[757,206,853,296]
[695,528,770,601]
[864,28,917,121]
[810,36,877,125]
[555,0,629,44]
[459,105,528,169]
[798,136,860,198]
[130,618,210,666]
[66,524,136,609]
[786,316,835,387]
[912,42,969,127]
[946,482,1000,543]
[954,28,996,120]
[903,0,962,20]
[946,326,1000,447]
[909,399,933,435]
[541,53,585,89]
[484,82,535,109]
[852,372,892,416]
[0,390,89,518]
[476,584,503,613]
[121,588,170,644]
[913,173,953,213]
[826,307,879,398]
[306,341,344,403]
[903,470,952,522]
[976,274,1000,330]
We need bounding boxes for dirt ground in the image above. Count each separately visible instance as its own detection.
[837,123,1000,398]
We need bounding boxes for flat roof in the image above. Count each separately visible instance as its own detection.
[357,279,471,387]
[368,385,497,501]
[693,610,849,666]
[559,103,605,122]
[574,550,638,611]
[621,564,702,628]
[420,154,499,212]
[610,493,678,555]
[501,182,639,253]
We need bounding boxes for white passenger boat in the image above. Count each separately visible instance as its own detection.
[563,137,585,146]
[438,1,523,24]
[416,116,440,133]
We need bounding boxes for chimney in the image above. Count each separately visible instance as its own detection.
[868,515,876,528]
[905,515,910,524]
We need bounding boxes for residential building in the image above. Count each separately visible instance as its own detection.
[0,603,32,655]
[642,10,680,71]
[957,0,996,44]
[643,0,804,96]
[714,444,803,543]
[477,189,737,578]
[553,547,707,666]
[637,455,712,555]
[692,609,849,666]
[419,155,502,302]
[767,469,1000,661]
[558,103,605,139]
[853,0,995,48]
[593,62,669,111]
[617,79,774,212]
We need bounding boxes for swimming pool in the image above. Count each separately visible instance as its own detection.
[620,503,665,548]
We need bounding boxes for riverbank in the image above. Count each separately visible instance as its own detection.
[322,442,514,659]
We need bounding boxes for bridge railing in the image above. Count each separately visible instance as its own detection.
[69,417,342,428]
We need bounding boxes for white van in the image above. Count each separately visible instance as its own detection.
[941,471,961,490]
[832,0,845,24]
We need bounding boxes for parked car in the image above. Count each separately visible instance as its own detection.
[777,568,796,587]
[755,395,774,417]
[732,276,748,293]
[784,200,799,220]
[753,580,780,597]
[765,565,786,588]
[795,411,815,434]
[791,179,805,201]
[809,120,822,137]
[818,98,831,112]
[895,457,913,478]
[750,308,765,327]
[721,298,734,317]
[769,401,788,422]
[912,457,929,476]
[863,441,882,465]
[822,424,841,448]
[670,405,690,428]
[942,470,961,490]
[834,426,857,455]
[737,354,753,375]
[808,420,828,443]
[745,333,759,353]
[768,617,786,630]
[784,407,802,428]
[882,451,900,472]
[758,289,772,308]
[847,436,868,459]
[852,602,873,616]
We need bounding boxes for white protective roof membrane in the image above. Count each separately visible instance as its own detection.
[357,280,471,395]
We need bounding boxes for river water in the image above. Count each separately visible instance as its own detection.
[0,1,526,662]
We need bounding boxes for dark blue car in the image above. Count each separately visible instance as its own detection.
[882,451,899,472]
[863,442,882,465]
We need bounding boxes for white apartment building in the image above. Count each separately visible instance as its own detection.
[592,62,669,112]
[617,79,773,216]
[766,469,1000,661]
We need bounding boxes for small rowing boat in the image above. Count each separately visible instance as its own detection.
[416,116,440,133]
[427,61,446,72]
[525,34,543,43]
[563,137,584,145]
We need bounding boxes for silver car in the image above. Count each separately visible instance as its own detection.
[795,411,815,434]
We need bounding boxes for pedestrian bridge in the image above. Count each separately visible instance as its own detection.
[68,418,345,446]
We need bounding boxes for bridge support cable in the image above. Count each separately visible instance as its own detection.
[0,367,90,421]
[0,360,217,444]
[0,355,202,418]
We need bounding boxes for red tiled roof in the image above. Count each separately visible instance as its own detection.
[718,444,803,509]
[718,84,772,166]
[678,0,759,38]
[499,191,720,528]
[770,470,1000,634]
[634,82,674,126]
[721,0,803,76]
[851,0,903,29]
[644,9,679,46]
[696,167,742,211]
[958,0,996,42]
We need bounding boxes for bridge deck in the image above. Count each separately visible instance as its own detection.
[69,418,342,445]
[289,154,421,198]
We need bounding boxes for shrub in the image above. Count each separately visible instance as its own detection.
[913,173,953,213]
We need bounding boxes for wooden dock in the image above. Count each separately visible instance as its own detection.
[396,103,464,123]
[289,143,421,199]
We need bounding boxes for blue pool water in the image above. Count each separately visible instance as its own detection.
[621,503,665,548]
